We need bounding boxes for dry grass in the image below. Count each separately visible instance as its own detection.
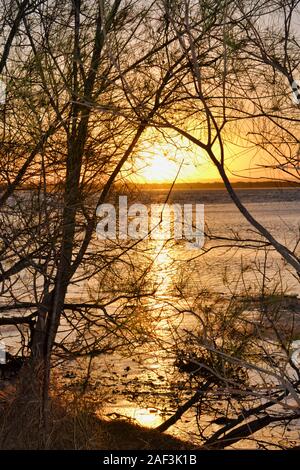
[0,374,195,450]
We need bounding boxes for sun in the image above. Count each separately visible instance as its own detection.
[123,129,213,184]
[132,139,194,184]
[138,150,181,183]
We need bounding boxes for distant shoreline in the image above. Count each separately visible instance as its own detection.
[1,180,299,193]
[130,181,299,191]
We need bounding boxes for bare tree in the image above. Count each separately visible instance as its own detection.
[132,0,300,274]
[0,0,168,411]
[0,0,299,450]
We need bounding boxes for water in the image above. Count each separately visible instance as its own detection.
[60,187,300,448]
[2,187,299,446]
[132,187,300,296]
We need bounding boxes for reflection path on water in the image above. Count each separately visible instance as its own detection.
[60,198,300,447]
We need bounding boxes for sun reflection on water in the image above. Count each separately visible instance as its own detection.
[132,407,163,428]
[150,239,177,299]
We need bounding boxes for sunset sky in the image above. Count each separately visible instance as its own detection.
[125,129,279,184]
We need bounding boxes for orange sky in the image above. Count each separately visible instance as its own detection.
[124,128,280,184]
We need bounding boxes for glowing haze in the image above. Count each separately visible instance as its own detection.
[124,128,279,185]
